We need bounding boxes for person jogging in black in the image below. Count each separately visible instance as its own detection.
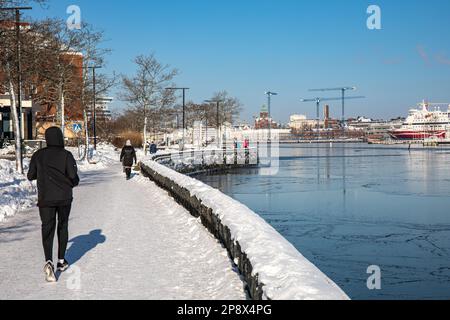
[120,140,137,180]
[27,127,80,283]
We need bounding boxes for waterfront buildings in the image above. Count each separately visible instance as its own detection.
[254,105,279,130]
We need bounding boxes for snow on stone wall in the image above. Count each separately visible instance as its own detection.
[141,160,350,300]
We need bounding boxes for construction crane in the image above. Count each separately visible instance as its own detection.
[309,87,358,124]
[300,96,365,139]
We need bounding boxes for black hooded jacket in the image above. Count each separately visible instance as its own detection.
[120,145,137,167]
[28,127,80,208]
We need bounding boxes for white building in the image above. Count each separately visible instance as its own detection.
[0,94,34,140]
[289,114,324,130]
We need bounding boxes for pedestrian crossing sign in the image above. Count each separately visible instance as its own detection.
[73,123,82,133]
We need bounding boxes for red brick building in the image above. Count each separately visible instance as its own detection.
[0,21,84,140]
[254,105,279,130]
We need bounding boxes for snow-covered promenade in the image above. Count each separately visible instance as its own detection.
[1,145,349,300]
[0,162,247,300]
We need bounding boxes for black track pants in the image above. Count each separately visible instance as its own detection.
[39,205,71,262]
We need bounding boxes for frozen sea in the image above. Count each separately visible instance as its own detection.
[196,143,450,300]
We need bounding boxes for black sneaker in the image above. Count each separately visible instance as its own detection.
[57,259,70,272]
[44,261,57,283]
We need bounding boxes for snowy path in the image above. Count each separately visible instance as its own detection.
[0,163,247,300]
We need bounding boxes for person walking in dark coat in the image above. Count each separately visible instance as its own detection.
[149,141,158,155]
[27,127,80,283]
[120,140,137,180]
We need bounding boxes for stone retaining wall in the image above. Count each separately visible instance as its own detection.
[140,163,265,300]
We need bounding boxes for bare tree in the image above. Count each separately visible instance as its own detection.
[186,102,210,128]
[0,0,47,7]
[120,54,178,154]
[27,19,107,140]
[27,19,113,160]
[83,71,117,141]
[77,24,112,160]
[206,91,243,126]
[2,58,23,172]
[1,3,114,169]
[0,2,48,173]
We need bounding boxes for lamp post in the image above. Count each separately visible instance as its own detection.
[205,99,224,148]
[1,6,32,173]
[166,87,189,150]
[85,66,102,150]
[265,91,278,142]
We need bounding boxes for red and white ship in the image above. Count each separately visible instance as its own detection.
[389,101,450,140]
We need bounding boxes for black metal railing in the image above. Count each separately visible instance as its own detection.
[151,147,259,170]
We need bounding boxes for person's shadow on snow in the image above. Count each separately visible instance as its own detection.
[66,229,106,265]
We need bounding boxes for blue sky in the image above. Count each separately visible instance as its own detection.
[30,0,450,123]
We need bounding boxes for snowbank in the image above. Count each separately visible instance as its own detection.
[142,160,349,300]
[0,159,37,223]
[0,144,119,223]
[0,145,15,157]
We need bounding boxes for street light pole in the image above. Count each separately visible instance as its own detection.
[1,6,32,173]
[86,66,102,150]
[183,89,186,136]
[93,68,96,150]
[216,101,220,147]
[166,87,189,150]
[316,98,321,141]
[265,91,278,142]
[205,99,224,148]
